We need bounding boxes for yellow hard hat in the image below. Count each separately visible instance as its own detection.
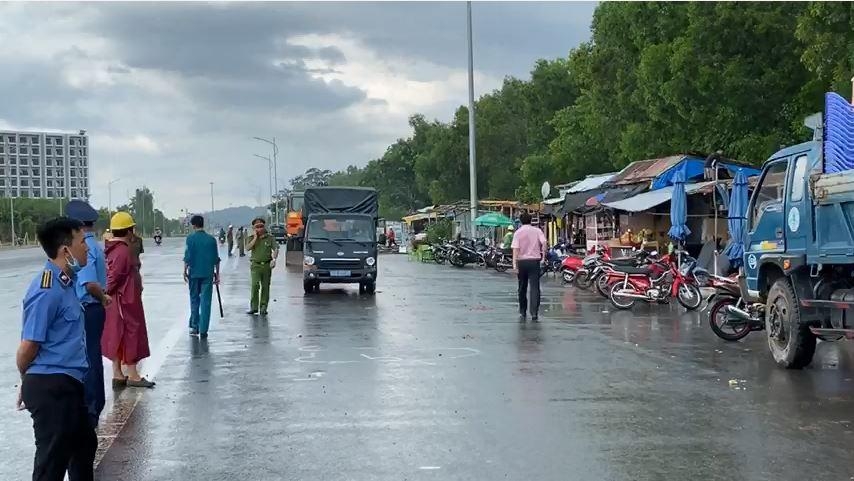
[110,211,136,230]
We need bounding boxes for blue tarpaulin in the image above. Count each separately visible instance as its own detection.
[723,169,749,267]
[668,169,690,242]
[824,92,854,174]
[652,157,760,190]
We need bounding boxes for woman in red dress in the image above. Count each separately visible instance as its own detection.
[102,212,155,388]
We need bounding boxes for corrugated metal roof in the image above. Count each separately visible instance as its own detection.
[602,181,717,212]
[566,173,617,193]
[608,155,687,186]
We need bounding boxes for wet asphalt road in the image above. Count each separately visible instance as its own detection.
[5,239,854,480]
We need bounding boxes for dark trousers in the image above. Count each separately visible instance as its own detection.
[188,276,214,334]
[82,303,105,428]
[517,259,541,316]
[22,374,97,481]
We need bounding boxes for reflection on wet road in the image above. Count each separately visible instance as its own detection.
[4,240,854,480]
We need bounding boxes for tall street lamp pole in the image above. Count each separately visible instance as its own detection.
[254,154,274,223]
[107,178,121,220]
[210,182,215,215]
[10,197,16,245]
[253,136,279,224]
[466,1,478,239]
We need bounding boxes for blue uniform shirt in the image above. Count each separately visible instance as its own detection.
[184,230,220,279]
[21,262,89,382]
[76,232,107,305]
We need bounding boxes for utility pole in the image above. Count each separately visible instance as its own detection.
[466,1,478,238]
[107,178,120,220]
[254,154,273,223]
[273,137,279,225]
[253,136,279,224]
[10,197,16,245]
[210,182,215,214]
[140,189,146,237]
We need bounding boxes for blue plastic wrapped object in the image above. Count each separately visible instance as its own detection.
[824,92,854,174]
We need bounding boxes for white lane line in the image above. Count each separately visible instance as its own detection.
[93,319,185,467]
[419,466,442,470]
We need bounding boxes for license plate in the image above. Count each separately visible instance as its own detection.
[330,270,351,277]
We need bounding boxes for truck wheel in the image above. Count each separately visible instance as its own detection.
[365,282,376,295]
[304,281,316,294]
[765,278,816,369]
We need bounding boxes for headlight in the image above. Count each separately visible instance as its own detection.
[365,256,376,267]
[304,255,315,266]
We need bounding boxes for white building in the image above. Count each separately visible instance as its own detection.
[0,130,89,200]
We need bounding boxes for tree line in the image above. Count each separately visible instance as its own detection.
[284,2,853,220]
[0,186,183,244]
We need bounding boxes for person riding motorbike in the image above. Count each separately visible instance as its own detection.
[153,228,163,246]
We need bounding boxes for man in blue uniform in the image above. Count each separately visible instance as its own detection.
[16,217,97,481]
[183,215,220,339]
[66,200,111,428]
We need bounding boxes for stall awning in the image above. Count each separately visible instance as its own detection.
[603,181,717,212]
[563,187,607,213]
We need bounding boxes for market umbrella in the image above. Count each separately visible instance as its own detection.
[723,169,748,268]
[667,169,691,242]
[475,211,514,227]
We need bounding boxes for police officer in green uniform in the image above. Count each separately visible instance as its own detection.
[246,218,278,315]
[236,226,246,257]
[16,217,97,481]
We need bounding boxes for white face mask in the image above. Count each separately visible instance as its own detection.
[64,247,82,274]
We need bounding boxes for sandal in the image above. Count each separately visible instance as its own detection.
[127,377,156,388]
[112,377,128,389]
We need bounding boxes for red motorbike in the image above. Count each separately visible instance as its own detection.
[608,254,703,311]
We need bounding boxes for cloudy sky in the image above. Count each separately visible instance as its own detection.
[0,1,595,216]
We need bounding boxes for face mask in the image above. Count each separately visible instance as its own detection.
[65,248,82,274]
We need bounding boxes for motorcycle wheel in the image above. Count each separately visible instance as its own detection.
[595,275,610,298]
[561,268,576,284]
[609,282,636,310]
[434,252,446,265]
[449,252,465,268]
[575,270,593,290]
[677,283,703,311]
[708,298,751,341]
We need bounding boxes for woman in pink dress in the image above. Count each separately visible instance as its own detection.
[101,212,155,388]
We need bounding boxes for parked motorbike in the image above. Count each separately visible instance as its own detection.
[448,239,485,268]
[706,273,764,341]
[431,242,451,265]
[560,254,585,284]
[608,254,703,311]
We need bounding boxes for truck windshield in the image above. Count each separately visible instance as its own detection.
[290,195,304,212]
[306,216,375,243]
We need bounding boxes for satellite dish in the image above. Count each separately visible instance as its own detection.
[540,181,551,200]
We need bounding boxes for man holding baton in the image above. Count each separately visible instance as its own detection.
[183,215,220,339]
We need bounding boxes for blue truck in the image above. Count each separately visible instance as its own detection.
[737,92,854,368]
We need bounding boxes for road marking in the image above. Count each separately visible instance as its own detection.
[93,317,185,467]
[419,466,442,470]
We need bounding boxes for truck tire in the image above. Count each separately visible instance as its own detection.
[765,278,816,369]
[304,280,317,294]
[364,282,376,295]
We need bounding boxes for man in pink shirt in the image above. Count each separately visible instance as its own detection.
[511,212,547,321]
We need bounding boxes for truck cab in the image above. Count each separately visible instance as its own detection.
[301,187,379,294]
[742,92,854,369]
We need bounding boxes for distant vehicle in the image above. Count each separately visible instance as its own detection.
[269,223,286,244]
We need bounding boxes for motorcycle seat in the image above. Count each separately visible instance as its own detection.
[609,257,638,266]
[610,265,650,275]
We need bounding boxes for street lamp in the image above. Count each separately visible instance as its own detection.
[209,182,215,214]
[466,1,478,238]
[253,136,279,224]
[254,154,274,223]
[107,178,121,220]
